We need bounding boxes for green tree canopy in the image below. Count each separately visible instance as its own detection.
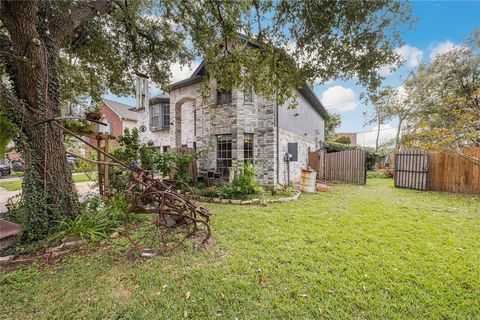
[0,0,413,241]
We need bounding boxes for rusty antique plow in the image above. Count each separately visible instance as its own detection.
[35,117,212,255]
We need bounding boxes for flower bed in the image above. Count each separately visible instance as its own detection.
[188,191,301,205]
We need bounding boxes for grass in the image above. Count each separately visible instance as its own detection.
[1,179,479,319]
[0,173,95,191]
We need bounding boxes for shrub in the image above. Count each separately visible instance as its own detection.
[272,185,295,197]
[231,162,264,196]
[367,171,387,179]
[196,163,264,199]
[332,136,352,144]
[51,194,129,243]
[325,141,358,153]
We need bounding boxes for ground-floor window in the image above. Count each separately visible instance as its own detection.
[244,133,254,164]
[162,145,170,153]
[216,134,232,170]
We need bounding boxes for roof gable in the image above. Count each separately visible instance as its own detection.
[103,99,138,121]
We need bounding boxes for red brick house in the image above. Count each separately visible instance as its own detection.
[88,99,138,148]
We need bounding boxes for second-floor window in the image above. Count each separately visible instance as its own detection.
[150,103,170,130]
[244,87,253,103]
[216,89,232,105]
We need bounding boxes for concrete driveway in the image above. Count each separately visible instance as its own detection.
[0,181,98,213]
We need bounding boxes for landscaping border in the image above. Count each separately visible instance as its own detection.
[188,191,301,205]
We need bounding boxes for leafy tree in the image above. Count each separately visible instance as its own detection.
[0,0,412,241]
[325,113,341,140]
[333,135,351,145]
[0,112,15,156]
[401,30,480,165]
[363,89,393,151]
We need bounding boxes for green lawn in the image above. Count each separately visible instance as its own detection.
[0,173,95,191]
[1,179,479,319]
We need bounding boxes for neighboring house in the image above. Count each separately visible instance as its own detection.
[136,62,329,185]
[336,133,357,145]
[92,99,138,146]
[0,141,21,166]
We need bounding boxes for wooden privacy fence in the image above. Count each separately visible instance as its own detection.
[394,147,480,194]
[308,149,366,185]
[428,147,480,194]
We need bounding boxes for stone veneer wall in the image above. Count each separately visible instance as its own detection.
[277,128,316,185]
[137,108,174,148]
[138,81,322,187]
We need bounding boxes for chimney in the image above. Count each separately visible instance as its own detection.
[135,72,149,111]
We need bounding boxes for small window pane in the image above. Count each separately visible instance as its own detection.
[244,133,254,164]
[162,103,170,129]
[216,134,232,170]
[216,90,232,105]
[150,104,161,129]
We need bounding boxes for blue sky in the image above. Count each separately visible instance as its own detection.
[106,0,479,146]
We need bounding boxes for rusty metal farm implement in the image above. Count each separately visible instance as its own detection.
[36,117,212,255]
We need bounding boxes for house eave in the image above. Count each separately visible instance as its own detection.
[297,85,330,120]
[170,75,204,90]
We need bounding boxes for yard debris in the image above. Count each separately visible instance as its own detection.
[316,183,329,192]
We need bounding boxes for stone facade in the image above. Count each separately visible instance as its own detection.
[138,81,326,186]
[277,128,316,185]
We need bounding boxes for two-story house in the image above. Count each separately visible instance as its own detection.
[135,61,329,186]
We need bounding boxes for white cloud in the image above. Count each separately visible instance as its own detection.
[357,124,397,147]
[396,45,423,68]
[429,40,462,60]
[320,85,359,111]
[379,45,423,76]
[170,62,199,83]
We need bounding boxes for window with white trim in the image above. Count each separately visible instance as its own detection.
[216,134,232,170]
[149,103,170,130]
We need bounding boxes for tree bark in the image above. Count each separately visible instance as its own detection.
[394,117,404,153]
[0,1,78,240]
[375,120,381,151]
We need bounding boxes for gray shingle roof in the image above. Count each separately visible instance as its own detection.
[103,99,138,121]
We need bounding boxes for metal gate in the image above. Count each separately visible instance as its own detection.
[394,150,429,190]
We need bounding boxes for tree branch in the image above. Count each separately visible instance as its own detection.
[50,0,114,44]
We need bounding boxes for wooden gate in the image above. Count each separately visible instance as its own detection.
[309,149,366,184]
[394,150,429,190]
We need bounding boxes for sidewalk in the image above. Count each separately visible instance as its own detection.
[0,181,98,213]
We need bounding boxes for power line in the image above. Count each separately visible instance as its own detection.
[354,127,398,134]
[322,99,359,109]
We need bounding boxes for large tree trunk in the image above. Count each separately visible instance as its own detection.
[1,1,78,240]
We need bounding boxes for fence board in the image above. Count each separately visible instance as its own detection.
[323,149,366,184]
[428,147,480,194]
